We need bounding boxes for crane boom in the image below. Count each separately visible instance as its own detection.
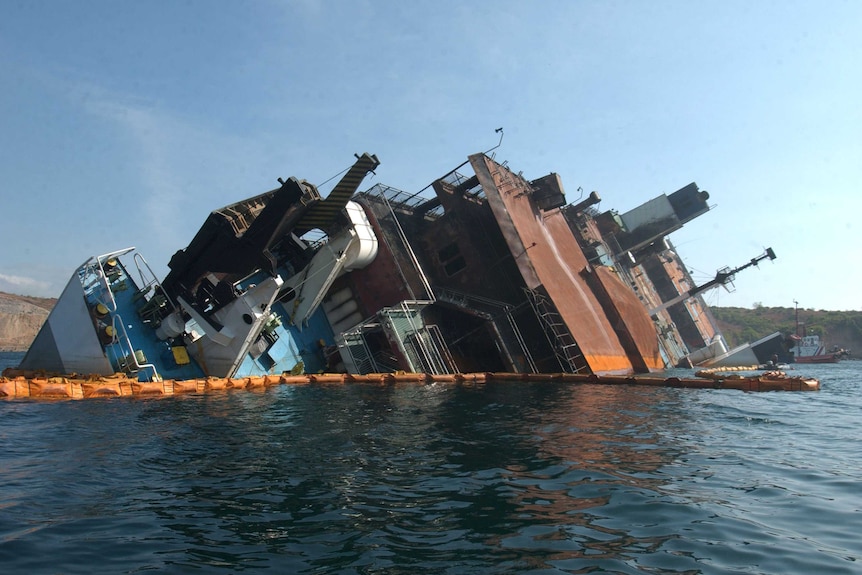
[648,247,776,316]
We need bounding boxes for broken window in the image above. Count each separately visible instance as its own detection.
[438,242,466,276]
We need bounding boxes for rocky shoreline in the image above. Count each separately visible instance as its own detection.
[0,292,55,352]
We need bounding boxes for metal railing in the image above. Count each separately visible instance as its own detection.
[107,314,161,381]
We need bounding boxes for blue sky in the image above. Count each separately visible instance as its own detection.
[1,0,859,311]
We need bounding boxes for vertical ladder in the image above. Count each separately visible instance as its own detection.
[340,331,375,374]
[525,288,587,373]
[403,325,454,375]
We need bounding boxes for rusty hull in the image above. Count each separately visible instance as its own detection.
[470,154,663,374]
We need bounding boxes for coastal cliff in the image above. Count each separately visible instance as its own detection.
[0,292,56,352]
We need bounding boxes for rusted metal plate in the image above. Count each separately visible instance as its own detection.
[591,265,664,371]
[471,154,643,375]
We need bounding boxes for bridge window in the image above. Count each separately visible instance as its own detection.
[438,242,466,276]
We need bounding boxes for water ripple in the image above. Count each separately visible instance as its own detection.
[1,359,861,573]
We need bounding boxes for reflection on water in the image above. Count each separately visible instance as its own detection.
[0,357,861,574]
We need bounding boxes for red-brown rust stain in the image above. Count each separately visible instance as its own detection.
[592,266,664,371]
[661,255,720,343]
[471,154,636,375]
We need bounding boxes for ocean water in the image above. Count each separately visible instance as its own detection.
[1,350,860,574]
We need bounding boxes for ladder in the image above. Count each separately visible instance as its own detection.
[525,288,587,373]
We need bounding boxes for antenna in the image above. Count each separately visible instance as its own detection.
[485,127,504,154]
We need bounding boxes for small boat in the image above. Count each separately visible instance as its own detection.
[789,303,849,363]
[757,362,790,370]
[792,337,845,364]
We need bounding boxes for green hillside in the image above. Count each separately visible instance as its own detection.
[711,306,862,353]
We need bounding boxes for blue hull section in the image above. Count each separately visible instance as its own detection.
[234,303,335,376]
[85,259,206,382]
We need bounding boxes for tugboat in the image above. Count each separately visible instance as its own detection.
[790,301,849,364]
[791,334,847,363]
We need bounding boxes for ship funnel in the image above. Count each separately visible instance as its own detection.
[570,191,601,213]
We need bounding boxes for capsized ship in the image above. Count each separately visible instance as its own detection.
[17,151,765,381]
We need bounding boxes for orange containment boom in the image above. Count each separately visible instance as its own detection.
[0,369,820,401]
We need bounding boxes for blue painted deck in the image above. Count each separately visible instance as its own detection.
[85,260,205,381]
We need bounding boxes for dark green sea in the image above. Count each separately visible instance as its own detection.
[1,350,860,574]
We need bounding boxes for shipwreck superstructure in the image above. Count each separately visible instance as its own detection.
[338,155,665,375]
[17,150,763,381]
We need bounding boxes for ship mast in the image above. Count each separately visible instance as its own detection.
[648,248,776,316]
[794,299,800,337]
